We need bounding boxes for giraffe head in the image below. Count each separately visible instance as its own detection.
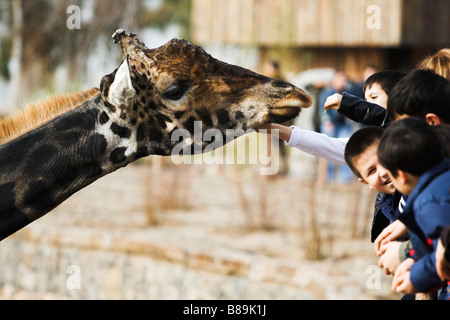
[100,30,312,156]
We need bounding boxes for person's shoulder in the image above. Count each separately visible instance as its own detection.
[415,169,450,208]
[428,166,450,190]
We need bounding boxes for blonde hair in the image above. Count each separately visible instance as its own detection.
[417,48,450,80]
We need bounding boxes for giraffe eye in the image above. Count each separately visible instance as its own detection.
[164,83,188,100]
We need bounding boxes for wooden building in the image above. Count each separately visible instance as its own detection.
[191,0,450,80]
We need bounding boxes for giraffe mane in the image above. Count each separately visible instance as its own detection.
[0,87,100,145]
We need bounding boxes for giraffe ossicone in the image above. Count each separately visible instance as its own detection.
[0,29,312,240]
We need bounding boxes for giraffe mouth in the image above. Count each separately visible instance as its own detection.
[267,106,301,124]
[268,106,300,116]
[269,100,303,115]
[266,99,306,123]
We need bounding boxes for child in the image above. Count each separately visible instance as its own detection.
[387,69,450,125]
[417,48,450,81]
[377,117,450,298]
[344,126,393,195]
[344,126,409,275]
[436,226,450,281]
[324,70,406,127]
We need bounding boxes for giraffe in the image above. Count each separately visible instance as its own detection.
[0,29,312,241]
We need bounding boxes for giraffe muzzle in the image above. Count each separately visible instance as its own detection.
[266,86,312,123]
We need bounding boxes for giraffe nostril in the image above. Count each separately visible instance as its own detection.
[271,80,292,90]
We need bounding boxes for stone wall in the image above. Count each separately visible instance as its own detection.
[0,165,398,300]
[0,222,398,300]
[0,227,323,299]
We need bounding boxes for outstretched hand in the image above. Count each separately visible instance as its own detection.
[257,123,274,132]
[324,93,343,111]
[257,123,293,142]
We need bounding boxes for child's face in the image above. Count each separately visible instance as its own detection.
[365,83,389,109]
[353,141,395,194]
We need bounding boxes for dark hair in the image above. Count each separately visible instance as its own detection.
[387,69,450,123]
[377,118,444,178]
[363,70,407,95]
[434,125,450,158]
[344,126,385,179]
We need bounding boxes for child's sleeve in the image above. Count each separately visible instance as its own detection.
[409,245,444,292]
[339,92,389,127]
[286,126,348,165]
[410,200,450,292]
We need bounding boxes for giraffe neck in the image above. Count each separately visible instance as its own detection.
[0,95,148,240]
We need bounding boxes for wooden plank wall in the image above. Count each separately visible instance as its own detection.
[259,47,388,81]
[191,0,446,80]
[191,0,404,47]
[400,0,450,47]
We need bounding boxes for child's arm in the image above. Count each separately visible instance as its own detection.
[407,201,450,292]
[258,123,294,142]
[261,124,348,165]
[324,92,389,127]
[408,246,445,293]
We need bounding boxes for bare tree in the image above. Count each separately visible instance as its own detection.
[60,0,144,82]
[1,0,191,109]
[5,0,145,107]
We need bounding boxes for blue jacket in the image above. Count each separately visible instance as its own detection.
[399,159,450,294]
[370,191,407,242]
[380,191,404,222]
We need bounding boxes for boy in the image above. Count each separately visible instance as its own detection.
[344,126,393,195]
[387,69,450,125]
[325,70,406,127]
[377,118,450,297]
[344,126,408,275]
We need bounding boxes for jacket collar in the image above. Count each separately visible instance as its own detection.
[399,159,450,243]
[402,159,450,214]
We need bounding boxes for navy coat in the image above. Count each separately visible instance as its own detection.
[399,159,450,295]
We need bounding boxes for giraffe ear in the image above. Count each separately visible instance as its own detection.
[107,57,136,108]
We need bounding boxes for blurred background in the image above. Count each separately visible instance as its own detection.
[0,0,449,300]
